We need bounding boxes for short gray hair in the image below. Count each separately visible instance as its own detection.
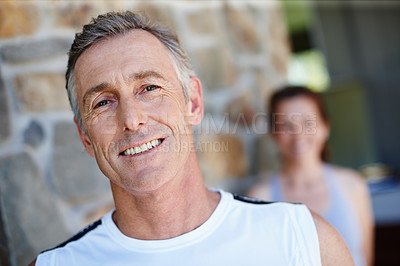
[66,11,196,130]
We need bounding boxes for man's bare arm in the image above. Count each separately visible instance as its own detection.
[311,211,355,266]
[28,258,36,266]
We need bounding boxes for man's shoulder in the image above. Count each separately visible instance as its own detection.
[226,192,310,225]
[222,192,322,265]
[36,217,106,265]
[230,192,302,210]
[44,219,103,253]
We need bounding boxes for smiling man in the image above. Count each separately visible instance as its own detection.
[31,11,353,266]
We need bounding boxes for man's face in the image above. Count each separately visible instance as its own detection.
[74,30,203,194]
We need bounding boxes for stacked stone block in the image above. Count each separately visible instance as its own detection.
[0,1,289,265]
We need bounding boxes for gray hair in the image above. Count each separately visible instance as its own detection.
[66,11,196,130]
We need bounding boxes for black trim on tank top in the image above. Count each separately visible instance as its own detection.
[40,219,102,254]
[233,193,275,204]
[233,193,302,205]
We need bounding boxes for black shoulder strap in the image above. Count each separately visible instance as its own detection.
[40,219,102,254]
[233,193,275,205]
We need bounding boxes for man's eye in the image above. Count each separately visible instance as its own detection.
[144,85,158,92]
[94,100,109,109]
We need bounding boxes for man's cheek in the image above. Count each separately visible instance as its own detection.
[88,113,117,135]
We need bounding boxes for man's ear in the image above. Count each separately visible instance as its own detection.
[74,117,95,157]
[186,77,204,126]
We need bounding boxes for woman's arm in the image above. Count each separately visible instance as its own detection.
[336,167,375,266]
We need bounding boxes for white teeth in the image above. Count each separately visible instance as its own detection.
[122,139,162,155]
[134,146,141,154]
[140,144,148,151]
[153,139,161,147]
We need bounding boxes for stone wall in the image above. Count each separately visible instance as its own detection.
[0,1,289,265]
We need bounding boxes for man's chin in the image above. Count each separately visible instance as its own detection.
[111,172,172,195]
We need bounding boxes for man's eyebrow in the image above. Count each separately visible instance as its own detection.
[83,83,112,107]
[82,70,166,106]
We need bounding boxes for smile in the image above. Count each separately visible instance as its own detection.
[120,138,163,156]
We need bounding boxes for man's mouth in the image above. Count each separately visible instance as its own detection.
[120,138,164,156]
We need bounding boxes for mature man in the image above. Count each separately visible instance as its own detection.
[31,11,353,265]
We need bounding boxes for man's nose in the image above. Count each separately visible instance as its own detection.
[119,97,147,132]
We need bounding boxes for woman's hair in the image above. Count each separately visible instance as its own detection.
[268,85,330,161]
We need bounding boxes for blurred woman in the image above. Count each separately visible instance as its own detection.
[247,86,374,266]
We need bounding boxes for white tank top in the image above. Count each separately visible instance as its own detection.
[37,189,321,266]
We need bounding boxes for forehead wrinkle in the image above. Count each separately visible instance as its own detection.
[127,70,167,83]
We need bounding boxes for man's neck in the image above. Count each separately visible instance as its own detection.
[110,155,220,240]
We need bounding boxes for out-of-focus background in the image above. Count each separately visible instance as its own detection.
[0,0,399,265]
